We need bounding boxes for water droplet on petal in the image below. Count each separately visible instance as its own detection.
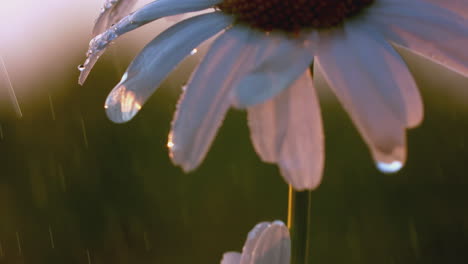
[105,85,142,123]
[79,28,119,84]
[78,65,85,71]
[167,132,176,158]
[376,161,403,174]
[190,49,198,55]
[120,72,128,83]
[167,140,174,149]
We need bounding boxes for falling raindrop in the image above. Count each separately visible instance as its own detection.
[376,161,403,174]
[408,218,420,259]
[49,225,55,249]
[1,55,23,118]
[16,231,22,256]
[80,116,89,148]
[143,232,151,251]
[86,249,92,264]
[57,163,66,192]
[48,93,56,120]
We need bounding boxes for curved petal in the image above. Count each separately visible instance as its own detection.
[349,22,424,129]
[130,0,221,23]
[78,0,222,84]
[277,71,324,190]
[246,99,278,164]
[222,221,290,264]
[239,222,271,264]
[169,26,259,172]
[248,221,290,264]
[423,0,468,18]
[369,0,468,77]
[316,26,408,171]
[93,0,138,36]
[231,32,316,108]
[104,13,233,123]
[221,252,241,264]
[248,71,324,190]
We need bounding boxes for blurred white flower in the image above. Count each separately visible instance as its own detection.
[221,221,290,264]
[80,0,467,190]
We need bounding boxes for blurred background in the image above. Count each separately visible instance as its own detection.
[0,0,467,263]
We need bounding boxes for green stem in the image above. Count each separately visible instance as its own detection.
[288,186,312,264]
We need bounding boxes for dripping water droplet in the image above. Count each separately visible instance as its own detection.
[376,161,403,174]
[105,85,142,123]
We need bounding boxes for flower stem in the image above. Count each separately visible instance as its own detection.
[288,185,312,264]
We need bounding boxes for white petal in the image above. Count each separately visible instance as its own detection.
[223,221,290,264]
[316,26,408,169]
[247,99,278,164]
[248,221,290,264]
[278,71,324,190]
[231,32,315,108]
[169,27,258,172]
[104,13,232,123]
[369,0,468,77]
[349,22,424,129]
[93,0,138,36]
[239,222,271,264]
[221,252,242,264]
[248,71,324,190]
[423,0,468,18]
[79,0,221,84]
[131,0,221,23]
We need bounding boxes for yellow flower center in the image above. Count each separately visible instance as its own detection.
[218,0,375,32]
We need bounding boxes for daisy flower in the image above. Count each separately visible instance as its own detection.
[221,221,290,264]
[79,0,468,190]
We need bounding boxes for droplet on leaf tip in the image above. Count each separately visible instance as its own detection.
[376,160,403,174]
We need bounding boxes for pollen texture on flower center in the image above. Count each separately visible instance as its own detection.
[218,0,375,32]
